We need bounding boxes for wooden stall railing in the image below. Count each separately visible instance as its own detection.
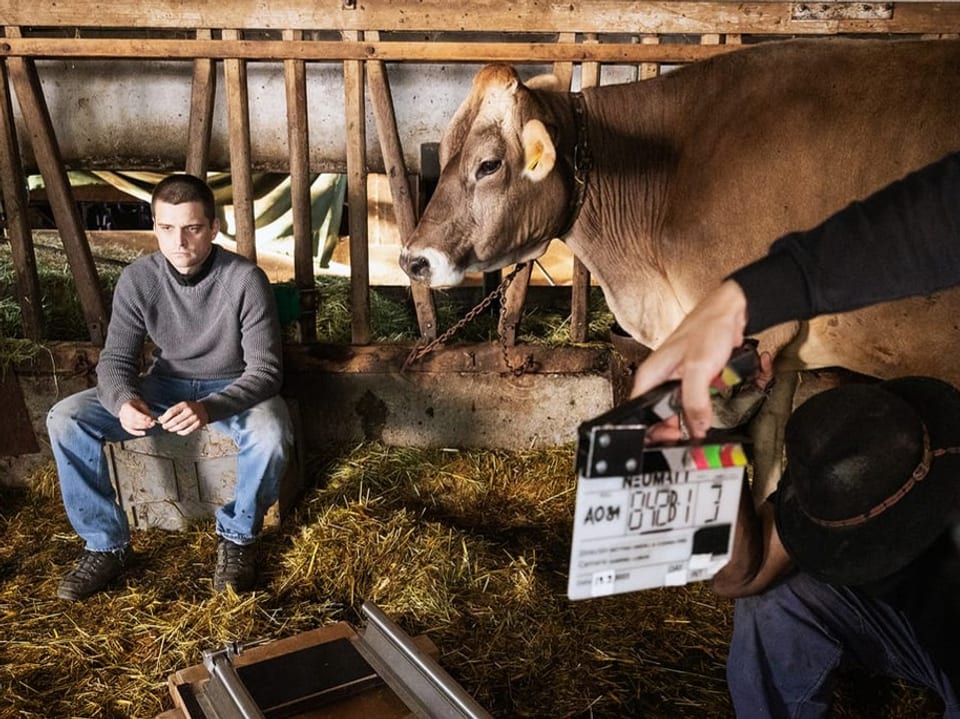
[1,1,959,350]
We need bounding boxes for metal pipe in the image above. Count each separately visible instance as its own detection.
[360,601,492,719]
[201,644,266,719]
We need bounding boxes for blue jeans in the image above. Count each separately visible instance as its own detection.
[46,374,292,552]
[728,571,960,718]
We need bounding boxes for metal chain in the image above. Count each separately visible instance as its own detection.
[402,262,528,372]
[497,283,535,376]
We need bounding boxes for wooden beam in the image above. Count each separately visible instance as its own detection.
[283,28,317,342]
[343,30,370,345]
[4,26,108,346]
[0,38,781,64]
[185,28,216,179]
[29,340,610,379]
[366,30,437,342]
[0,55,42,340]
[0,2,954,35]
[223,28,256,262]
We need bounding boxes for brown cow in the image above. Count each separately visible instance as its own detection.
[400,38,960,495]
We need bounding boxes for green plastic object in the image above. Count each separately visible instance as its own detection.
[272,283,300,326]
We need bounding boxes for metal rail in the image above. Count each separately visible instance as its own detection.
[354,602,494,719]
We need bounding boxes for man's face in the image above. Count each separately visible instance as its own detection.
[153,200,219,275]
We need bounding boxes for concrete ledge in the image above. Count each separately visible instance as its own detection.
[4,342,618,489]
[284,342,616,450]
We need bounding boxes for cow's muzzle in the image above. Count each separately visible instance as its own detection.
[400,251,431,282]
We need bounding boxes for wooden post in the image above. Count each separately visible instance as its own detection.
[4,26,108,346]
[223,28,256,263]
[0,56,43,340]
[282,28,317,342]
[497,262,533,347]
[365,30,437,341]
[639,34,661,81]
[569,34,599,343]
[343,30,371,345]
[186,28,216,180]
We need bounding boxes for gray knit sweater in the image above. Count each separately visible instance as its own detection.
[96,245,283,422]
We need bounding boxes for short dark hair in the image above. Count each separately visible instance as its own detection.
[151,174,217,223]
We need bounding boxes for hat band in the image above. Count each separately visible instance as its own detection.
[806,426,960,529]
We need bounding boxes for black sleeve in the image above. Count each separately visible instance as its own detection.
[731,150,960,335]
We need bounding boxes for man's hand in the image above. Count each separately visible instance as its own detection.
[118,399,157,436]
[158,401,209,436]
[642,352,774,445]
[631,279,749,438]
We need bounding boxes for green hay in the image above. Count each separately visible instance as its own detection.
[0,446,943,719]
[0,237,134,341]
[1,240,615,347]
[0,338,44,374]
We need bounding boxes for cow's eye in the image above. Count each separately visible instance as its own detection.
[476,159,502,179]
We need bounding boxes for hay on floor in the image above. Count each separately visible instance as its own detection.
[0,444,943,718]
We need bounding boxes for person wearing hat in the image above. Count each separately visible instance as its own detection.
[712,377,960,717]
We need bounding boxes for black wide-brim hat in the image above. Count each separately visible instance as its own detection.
[776,377,960,587]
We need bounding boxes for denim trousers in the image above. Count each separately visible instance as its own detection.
[727,570,960,719]
[46,374,293,552]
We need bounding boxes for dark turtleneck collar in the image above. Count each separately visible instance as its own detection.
[164,244,219,286]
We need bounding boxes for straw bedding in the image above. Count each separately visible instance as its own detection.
[0,445,942,718]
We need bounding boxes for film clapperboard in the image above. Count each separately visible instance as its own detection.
[567,343,759,600]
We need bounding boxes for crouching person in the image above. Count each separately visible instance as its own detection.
[713,378,960,717]
[46,173,292,600]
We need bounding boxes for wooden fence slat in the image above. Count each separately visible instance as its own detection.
[282,28,317,342]
[498,263,534,349]
[343,30,370,345]
[366,30,437,342]
[4,26,107,346]
[551,32,576,90]
[223,28,256,262]
[639,34,661,81]
[0,55,42,340]
[185,28,216,179]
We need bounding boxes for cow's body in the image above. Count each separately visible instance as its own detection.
[400,38,960,493]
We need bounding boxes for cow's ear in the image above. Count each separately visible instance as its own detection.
[522,119,556,182]
[525,73,561,92]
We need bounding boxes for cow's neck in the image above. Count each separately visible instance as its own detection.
[557,83,687,348]
[555,91,592,239]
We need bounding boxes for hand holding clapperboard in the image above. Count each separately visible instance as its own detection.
[567,343,760,600]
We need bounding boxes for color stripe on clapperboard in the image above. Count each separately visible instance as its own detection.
[710,365,746,393]
[688,443,748,469]
[643,444,748,473]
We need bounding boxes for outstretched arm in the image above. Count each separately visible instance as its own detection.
[632,149,960,436]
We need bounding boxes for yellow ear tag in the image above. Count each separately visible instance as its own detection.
[526,142,543,172]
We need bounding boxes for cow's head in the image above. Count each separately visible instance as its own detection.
[401,64,572,287]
